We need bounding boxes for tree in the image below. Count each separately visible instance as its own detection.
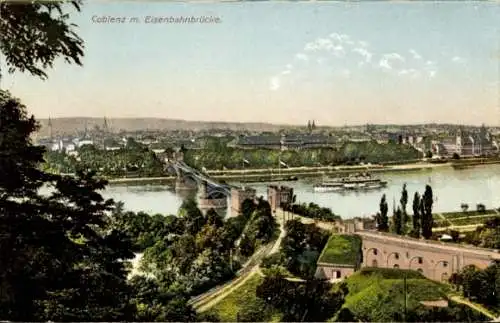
[392,207,403,235]
[0,1,84,80]
[400,183,408,230]
[378,194,389,232]
[421,185,434,239]
[256,271,346,322]
[178,199,206,235]
[461,203,469,212]
[0,91,135,321]
[412,192,421,238]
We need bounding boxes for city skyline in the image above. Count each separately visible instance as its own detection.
[1,1,499,126]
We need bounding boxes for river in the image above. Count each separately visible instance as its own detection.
[101,164,500,219]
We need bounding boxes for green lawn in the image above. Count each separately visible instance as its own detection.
[434,215,500,228]
[440,210,498,220]
[336,267,487,322]
[317,234,362,266]
[206,273,282,322]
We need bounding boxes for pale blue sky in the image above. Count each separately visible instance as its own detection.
[2,1,499,125]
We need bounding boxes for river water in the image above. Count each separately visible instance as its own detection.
[101,164,500,219]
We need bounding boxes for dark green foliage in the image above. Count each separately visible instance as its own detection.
[412,192,421,237]
[206,208,224,228]
[129,276,196,322]
[400,183,408,229]
[184,140,419,170]
[255,271,346,322]
[421,185,434,239]
[452,262,500,308]
[462,217,500,249]
[280,220,329,279]
[407,302,488,322]
[0,1,84,80]
[340,268,481,322]
[335,307,357,322]
[179,199,206,235]
[236,297,274,322]
[241,198,257,220]
[285,201,341,222]
[393,207,403,235]
[377,194,389,231]
[0,91,135,321]
[236,198,278,259]
[44,138,166,178]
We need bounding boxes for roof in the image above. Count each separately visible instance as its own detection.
[317,234,362,266]
[237,135,282,145]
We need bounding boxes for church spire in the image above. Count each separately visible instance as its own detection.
[48,116,53,140]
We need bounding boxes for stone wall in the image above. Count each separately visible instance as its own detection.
[315,264,356,281]
[358,231,500,282]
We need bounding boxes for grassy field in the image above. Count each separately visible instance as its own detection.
[206,272,282,322]
[434,213,500,228]
[337,267,487,322]
[317,234,362,266]
[440,209,499,220]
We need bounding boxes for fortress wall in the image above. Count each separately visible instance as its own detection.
[358,231,499,282]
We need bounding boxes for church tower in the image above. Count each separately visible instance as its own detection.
[48,116,53,141]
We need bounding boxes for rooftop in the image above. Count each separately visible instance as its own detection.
[317,234,362,266]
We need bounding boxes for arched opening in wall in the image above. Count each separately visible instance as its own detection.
[441,272,449,283]
[373,249,378,255]
[372,259,378,267]
[393,264,400,269]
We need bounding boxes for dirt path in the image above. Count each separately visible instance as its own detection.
[192,224,284,310]
[196,267,260,312]
[435,212,455,227]
[449,295,496,320]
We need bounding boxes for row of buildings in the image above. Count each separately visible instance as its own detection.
[432,128,499,157]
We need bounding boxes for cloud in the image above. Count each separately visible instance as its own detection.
[305,38,334,52]
[352,47,373,63]
[452,56,465,63]
[329,33,350,43]
[379,58,392,70]
[331,45,345,57]
[428,70,437,78]
[295,53,309,61]
[398,69,420,78]
[281,70,291,75]
[270,76,280,91]
[304,37,345,58]
[379,53,406,70]
[358,40,369,47]
[383,53,405,62]
[409,49,422,60]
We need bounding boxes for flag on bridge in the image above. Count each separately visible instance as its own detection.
[243,159,250,165]
[279,159,288,168]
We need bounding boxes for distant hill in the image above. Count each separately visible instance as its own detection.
[35,117,292,137]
